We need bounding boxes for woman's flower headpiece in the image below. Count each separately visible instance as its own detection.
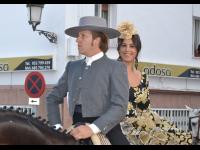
[117,21,138,39]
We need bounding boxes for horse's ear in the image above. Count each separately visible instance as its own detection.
[185,105,192,111]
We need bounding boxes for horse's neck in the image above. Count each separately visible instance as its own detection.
[0,111,78,145]
[29,119,76,144]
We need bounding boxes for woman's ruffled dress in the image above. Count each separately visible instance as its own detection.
[120,72,192,145]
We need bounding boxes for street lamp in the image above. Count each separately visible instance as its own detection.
[26,4,57,44]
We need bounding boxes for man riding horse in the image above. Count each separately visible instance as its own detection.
[46,16,130,145]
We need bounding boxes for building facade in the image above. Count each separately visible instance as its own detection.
[0,4,200,128]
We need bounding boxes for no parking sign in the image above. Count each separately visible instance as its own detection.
[24,71,46,105]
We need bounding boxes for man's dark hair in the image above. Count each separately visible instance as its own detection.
[91,31,109,53]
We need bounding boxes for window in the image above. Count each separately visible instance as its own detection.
[193,17,200,57]
[95,4,109,26]
[95,4,117,48]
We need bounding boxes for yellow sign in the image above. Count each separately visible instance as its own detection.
[0,55,53,72]
[138,62,200,79]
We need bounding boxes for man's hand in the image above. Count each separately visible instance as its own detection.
[70,125,94,140]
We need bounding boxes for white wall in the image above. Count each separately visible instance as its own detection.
[116,4,200,91]
[193,4,200,17]
[0,4,200,92]
[0,4,95,86]
[0,4,56,57]
[149,76,200,92]
[117,4,200,67]
[0,4,66,85]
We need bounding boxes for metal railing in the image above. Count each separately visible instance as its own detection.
[0,105,36,116]
[152,108,189,131]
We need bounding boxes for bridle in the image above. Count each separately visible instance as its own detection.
[189,114,200,143]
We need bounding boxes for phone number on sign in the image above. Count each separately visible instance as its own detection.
[0,64,9,71]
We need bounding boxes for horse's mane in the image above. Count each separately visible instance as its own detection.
[0,106,77,145]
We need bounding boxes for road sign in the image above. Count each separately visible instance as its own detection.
[28,98,40,105]
[24,71,46,98]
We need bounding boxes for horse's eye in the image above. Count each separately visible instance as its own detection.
[192,122,197,126]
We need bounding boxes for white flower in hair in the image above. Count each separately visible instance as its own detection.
[117,21,138,39]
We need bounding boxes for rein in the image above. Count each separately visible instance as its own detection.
[65,125,75,134]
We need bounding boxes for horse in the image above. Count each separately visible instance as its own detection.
[185,105,200,145]
[0,106,84,145]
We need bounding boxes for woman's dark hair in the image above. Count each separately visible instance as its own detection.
[117,34,142,69]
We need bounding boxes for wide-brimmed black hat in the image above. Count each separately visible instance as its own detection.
[65,16,120,39]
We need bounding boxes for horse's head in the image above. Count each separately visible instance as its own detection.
[185,105,200,145]
[0,106,81,145]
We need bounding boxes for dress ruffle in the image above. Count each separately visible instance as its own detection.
[120,72,192,145]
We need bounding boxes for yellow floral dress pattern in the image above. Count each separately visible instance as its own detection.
[120,72,192,145]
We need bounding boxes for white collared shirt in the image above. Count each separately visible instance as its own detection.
[85,52,104,66]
